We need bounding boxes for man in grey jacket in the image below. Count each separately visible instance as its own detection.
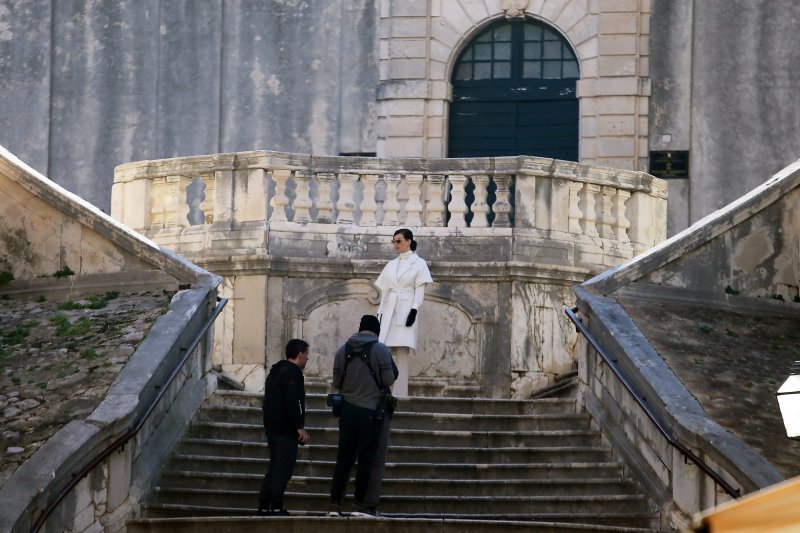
[328,315,396,517]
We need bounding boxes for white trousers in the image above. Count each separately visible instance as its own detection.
[391,346,410,397]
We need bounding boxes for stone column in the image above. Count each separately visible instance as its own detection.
[360,174,379,226]
[383,174,401,226]
[424,174,446,226]
[567,180,584,235]
[199,173,216,224]
[614,189,631,242]
[269,170,290,223]
[293,170,313,223]
[582,183,600,237]
[447,175,468,228]
[336,173,358,224]
[316,173,335,223]
[405,173,424,226]
[471,175,490,228]
[600,186,617,239]
[492,174,513,228]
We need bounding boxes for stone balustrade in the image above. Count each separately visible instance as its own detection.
[113,150,666,252]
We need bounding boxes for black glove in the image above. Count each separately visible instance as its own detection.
[405,309,417,327]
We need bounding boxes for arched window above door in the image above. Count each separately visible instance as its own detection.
[454,21,579,82]
[449,19,580,160]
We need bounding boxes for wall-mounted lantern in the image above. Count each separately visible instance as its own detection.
[776,361,800,438]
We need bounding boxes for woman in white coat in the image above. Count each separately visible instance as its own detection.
[375,228,433,397]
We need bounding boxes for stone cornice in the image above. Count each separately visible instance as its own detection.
[189,254,589,284]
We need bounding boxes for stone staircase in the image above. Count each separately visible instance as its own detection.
[128,386,665,532]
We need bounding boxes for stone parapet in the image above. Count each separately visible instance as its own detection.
[113,150,666,251]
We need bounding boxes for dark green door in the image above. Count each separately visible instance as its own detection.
[449,20,580,160]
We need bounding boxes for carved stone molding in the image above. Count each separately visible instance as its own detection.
[501,0,529,19]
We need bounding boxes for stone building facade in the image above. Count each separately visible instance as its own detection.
[377,0,651,173]
[3,1,800,236]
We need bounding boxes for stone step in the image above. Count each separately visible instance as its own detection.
[140,389,661,531]
[155,470,641,497]
[303,378,485,399]
[211,390,579,416]
[196,406,592,431]
[128,515,662,532]
[166,454,626,479]
[185,422,600,447]
[175,438,614,464]
[146,487,652,516]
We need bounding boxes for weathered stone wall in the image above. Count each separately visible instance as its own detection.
[0,145,222,533]
[650,0,800,234]
[4,0,800,239]
[573,158,800,528]
[0,170,150,279]
[639,192,800,301]
[0,0,379,212]
[0,145,210,288]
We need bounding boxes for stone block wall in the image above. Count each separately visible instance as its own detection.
[378,0,652,172]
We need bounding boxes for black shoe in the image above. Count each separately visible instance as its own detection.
[327,503,342,517]
[271,509,291,516]
[256,508,270,516]
[351,502,378,517]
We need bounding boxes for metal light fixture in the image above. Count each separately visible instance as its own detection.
[776,361,800,438]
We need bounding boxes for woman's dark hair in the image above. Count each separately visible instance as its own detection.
[285,339,309,359]
[394,228,417,251]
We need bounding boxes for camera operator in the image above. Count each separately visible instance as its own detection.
[328,315,397,517]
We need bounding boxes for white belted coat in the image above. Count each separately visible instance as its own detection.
[375,251,433,350]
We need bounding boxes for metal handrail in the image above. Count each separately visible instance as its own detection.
[30,296,228,533]
[565,306,741,499]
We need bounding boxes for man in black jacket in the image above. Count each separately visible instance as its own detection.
[258,338,310,516]
[328,315,396,517]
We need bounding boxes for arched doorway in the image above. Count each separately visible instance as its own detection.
[448,19,580,160]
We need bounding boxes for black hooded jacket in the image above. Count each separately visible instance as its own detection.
[262,359,305,437]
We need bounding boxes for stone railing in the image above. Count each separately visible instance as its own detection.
[112,150,667,252]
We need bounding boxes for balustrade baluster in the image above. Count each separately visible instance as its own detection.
[270,169,290,223]
[336,173,358,224]
[200,174,215,224]
[447,175,468,228]
[155,175,191,228]
[424,175,446,227]
[383,174,401,226]
[316,173,335,223]
[293,170,313,223]
[471,175,490,228]
[582,183,600,237]
[614,189,631,242]
[492,174,513,228]
[567,181,583,235]
[600,186,616,239]
[405,174,423,226]
[150,177,168,229]
[360,174,379,226]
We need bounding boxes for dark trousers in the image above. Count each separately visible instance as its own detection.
[365,413,391,508]
[330,401,381,505]
[259,432,298,511]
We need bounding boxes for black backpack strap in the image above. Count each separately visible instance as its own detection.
[340,340,381,392]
